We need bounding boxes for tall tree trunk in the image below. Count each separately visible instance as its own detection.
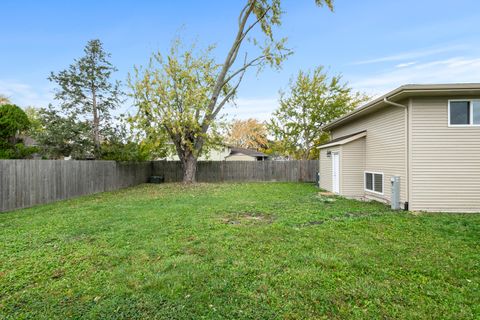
[171,135,198,184]
[182,152,197,184]
[92,87,100,157]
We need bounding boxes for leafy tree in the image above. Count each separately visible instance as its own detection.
[33,106,93,159]
[129,43,226,172]
[0,143,39,159]
[99,141,149,162]
[269,66,369,160]
[226,118,268,150]
[48,39,122,157]
[261,139,290,159]
[33,106,153,161]
[130,0,334,183]
[0,104,37,159]
[0,104,30,142]
[24,106,43,136]
[99,120,160,162]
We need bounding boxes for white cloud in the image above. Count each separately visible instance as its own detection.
[206,54,480,120]
[351,57,480,96]
[223,97,278,121]
[0,80,53,108]
[352,45,467,65]
[395,61,417,68]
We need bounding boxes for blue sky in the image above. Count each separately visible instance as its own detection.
[1,0,480,120]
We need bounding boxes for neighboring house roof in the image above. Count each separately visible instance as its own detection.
[229,147,268,158]
[322,83,480,131]
[318,130,366,149]
[162,143,270,161]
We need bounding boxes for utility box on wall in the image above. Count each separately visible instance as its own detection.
[390,176,401,210]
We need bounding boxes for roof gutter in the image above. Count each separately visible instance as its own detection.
[323,97,405,131]
[323,83,480,131]
[383,97,406,108]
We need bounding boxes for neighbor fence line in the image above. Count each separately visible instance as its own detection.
[0,160,318,212]
[0,160,151,212]
[152,160,318,183]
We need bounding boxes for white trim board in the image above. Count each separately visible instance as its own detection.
[318,131,367,149]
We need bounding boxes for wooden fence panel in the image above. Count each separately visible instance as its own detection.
[1,160,319,212]
[151,160,318,183]
[0,160,152,212]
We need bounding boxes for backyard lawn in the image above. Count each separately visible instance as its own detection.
[0,183,479,319]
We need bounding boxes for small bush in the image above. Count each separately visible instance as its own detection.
[0,104,30,141]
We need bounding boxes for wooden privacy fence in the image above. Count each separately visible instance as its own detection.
[152,160,319,183]
[0,160,319,212]
[0,160,151,212]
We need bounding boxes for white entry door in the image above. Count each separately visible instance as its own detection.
[332,152,340,193]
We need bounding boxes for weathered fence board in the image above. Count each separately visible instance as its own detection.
[0,160,319,212]
[152,160,318,183]
[0,160,151,212]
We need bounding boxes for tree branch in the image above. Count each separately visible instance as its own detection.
[171,71,184,113]
[211,55,249,119]
[221,55,266,88]
[238,2,250,26]
[206,1,255,112]
[225,5,271,77]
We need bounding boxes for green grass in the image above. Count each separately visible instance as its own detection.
[1,183,479,319]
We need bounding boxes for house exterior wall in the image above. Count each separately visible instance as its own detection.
[341,137,366,198]
[329,105,407,205]
[225,153,256,161]
[410,96,480,212]
[319,146,340,192]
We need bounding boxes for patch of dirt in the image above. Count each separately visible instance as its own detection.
[51,269,65,279]
[221,213,275,226]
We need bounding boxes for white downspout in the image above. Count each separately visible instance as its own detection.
[383,97,409,210]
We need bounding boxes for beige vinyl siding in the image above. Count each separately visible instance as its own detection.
[319,146,340,192]
[341,138,366,197]
[331,105,407,204]
[410,96,480,212]
[225,154,257,161]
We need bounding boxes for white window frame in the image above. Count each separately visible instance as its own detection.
[448,99,480,127]
[364,171,384,195]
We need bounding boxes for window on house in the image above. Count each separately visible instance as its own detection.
[473,101,480,125]
[365,172,383,194]
[449,100,480,126]
[365,172,373,190]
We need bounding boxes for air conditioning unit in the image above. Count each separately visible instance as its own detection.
[390,176,400,210]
